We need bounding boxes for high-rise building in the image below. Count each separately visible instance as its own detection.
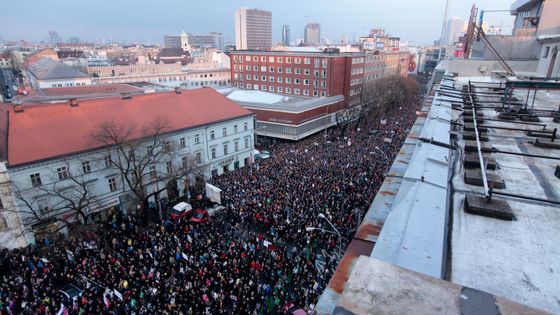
[164,35,182,48]
[48,31,61,46]
[235,7,272,50]
[304,23,321,46]
[282,25,291,46]
[443,17,464,45]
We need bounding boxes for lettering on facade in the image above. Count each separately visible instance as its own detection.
[268,118,293,124]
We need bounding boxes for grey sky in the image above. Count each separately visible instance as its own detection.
[0,0,515,45]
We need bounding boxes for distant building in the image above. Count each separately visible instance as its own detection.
[304,23,321,46]
[48,31,61,46]
[359,29,400,51]
[164,35,182,49]
[235,7,272,50]
[443,17,465,45]
[26,57,92,89]
[0,52,12,69]
[282,25,291,46]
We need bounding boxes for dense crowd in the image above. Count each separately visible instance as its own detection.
[0,99,420,314]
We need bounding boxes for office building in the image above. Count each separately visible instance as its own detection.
[304,23,321,46]
[235,7,272,50]
[443,17,465,45]
[282,25,291,46]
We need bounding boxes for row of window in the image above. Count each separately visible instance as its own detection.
[235,75,328,88]
[233,65,328,77]
[209,122,249,140]
[210,138,250,159]
[233,55,329,68]
[234,83,327,97]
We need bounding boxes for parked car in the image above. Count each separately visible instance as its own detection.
[169,202,193,220]
[190,208,209,223]
[57,283,82,299]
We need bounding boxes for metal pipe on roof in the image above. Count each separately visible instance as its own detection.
[492,191,560,206]
[468,81,491,201]
[484,148,560,161]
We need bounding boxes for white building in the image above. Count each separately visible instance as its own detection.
[27,57,92,88]
[0,88,255,246]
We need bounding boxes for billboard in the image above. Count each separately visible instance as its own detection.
[205,183,222,204]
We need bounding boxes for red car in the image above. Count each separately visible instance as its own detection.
[170,202,193,221]
[190,208,209,223]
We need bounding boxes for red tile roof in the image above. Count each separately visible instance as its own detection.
[7,88,253,166]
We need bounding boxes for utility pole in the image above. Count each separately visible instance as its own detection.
[438,0,451,62]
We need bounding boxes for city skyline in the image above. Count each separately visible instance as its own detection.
[0,0,514,45]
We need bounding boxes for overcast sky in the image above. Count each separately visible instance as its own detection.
[0,0,515,45]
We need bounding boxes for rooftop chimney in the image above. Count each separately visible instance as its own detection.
[174,87,182,94]
[13,103,23,113]
[69,98,79,107]
[121,93,132,100]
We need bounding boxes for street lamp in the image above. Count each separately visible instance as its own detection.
[305,226,339,236]
[374,146,390,176]
[374,146,389,161]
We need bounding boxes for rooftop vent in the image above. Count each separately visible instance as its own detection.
[121,93,132,100]
[174,87,182,94]
[69,98,79,107]
[13,104,23,113]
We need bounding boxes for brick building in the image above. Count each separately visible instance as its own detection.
[229,50,366,105]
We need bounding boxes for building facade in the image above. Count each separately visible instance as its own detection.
[304,23,321,46]
[282,25,291,46]
[0,89,255,245]
[229,50,372,105]
[164,35,182,49]
[235,8,272,50]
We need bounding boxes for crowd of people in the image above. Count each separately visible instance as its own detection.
[0,96,421,314]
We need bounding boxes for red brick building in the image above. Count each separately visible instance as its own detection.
[229,50,366,105]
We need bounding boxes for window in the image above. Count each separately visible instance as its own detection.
[314,59,320,68]
[244,122,248,131]
[277,77,283,83]
[286,77,292,83]
[261,75,267,81]
[234,141,239,152]
[303,79,309,85]
[322,59,328,68]
[269,56,275,62]
[253,56,258,62]
[194,134,200,144]
[295,58,301,64]
[150,165,156,178]
[211,148,216,159]
[286,87,292,93]
[253,65,258,71]
[108,178,118,192]
[128,149,136,160]
[277,86,283,93]
[261,66,267,72]
[277,67,283,73]
[286,57,292,63]
[105,155,112,168]
[260,56,266,62]
[222,127,227,137]
[321,81,327,89]
[57,167,69,180]
[82,161,91,174]
[166,161,173,173]
[234,125,238,133]
[269,86,275,92]
[164,141,171,151]
[294,88,301,95]
[286,67,292,74]
[244,138,249,149]
[30,173,42,187]
[246,74,251,80]
[304,69,310,75]
[254,75,259,80]
[269,66,274,72]
[196,152,202,164]
[295,68,301,74]
[304,58,311,64]
[278,57,283,63]
[261,85,267,91]
[313,90,319,97]
[295,78,301,84]
[180,137,186,148]
[543,46,550,58]
[303,89,309,96]
[322,70,328,78]
[210,130,215,140]
[223,144,228,155]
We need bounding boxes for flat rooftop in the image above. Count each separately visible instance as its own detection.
[219,88,344,113]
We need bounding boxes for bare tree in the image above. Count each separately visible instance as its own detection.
[1,162,103,241]
[335,104,361,137]
[90,117,204,217]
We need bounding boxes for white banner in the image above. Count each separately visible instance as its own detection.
[205,183,222,204]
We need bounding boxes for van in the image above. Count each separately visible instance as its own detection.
[169,202,193,220]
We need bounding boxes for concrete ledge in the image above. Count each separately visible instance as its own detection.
[463,131,489,141]
[464,153,497,170]
[464,140,491,152]
[464,194,515,221]
[464,169,505,189]
[534,139,560,149]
